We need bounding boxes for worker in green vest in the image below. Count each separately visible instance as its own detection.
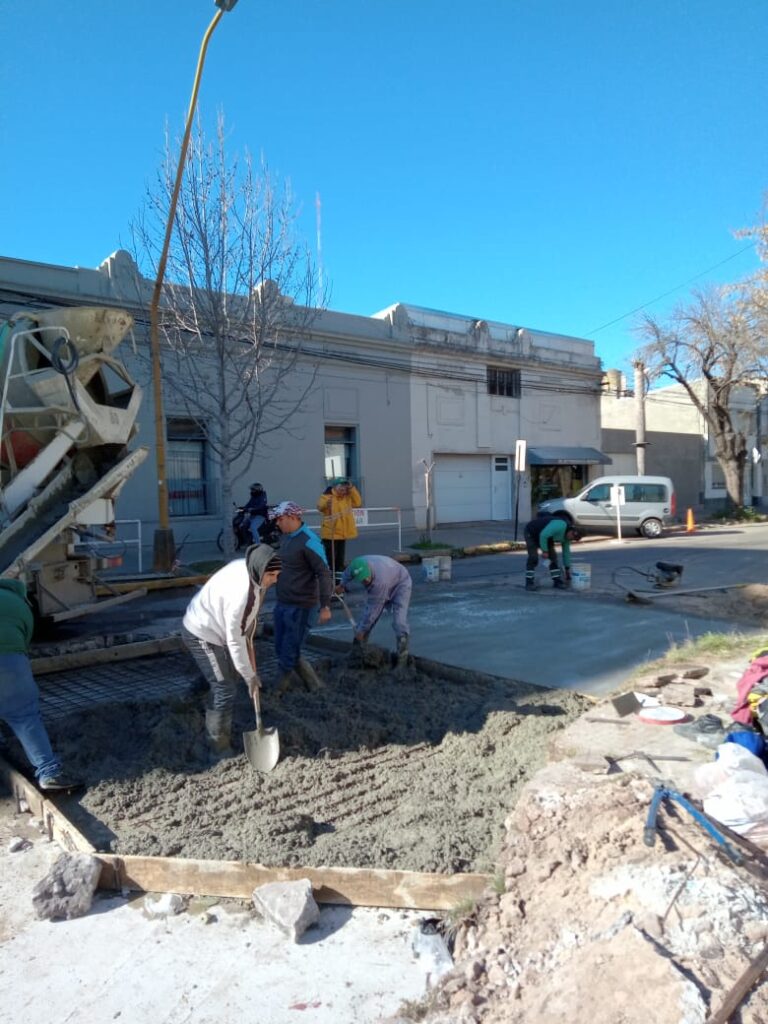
[524,515,582,591]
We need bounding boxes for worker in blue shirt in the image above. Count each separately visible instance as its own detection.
[524,515,582,591]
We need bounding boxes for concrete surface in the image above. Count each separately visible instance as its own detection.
[0,814,435,1024]
[337,582,755,696]
[7,520,762,1024]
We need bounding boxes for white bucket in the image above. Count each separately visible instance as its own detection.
[571,562,591,591]
[438,555,452,581]
[422,557,440,582]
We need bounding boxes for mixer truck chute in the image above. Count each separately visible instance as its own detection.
[0,306,149,621]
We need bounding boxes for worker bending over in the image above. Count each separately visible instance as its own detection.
[182,544,281,754]
[524,515,582,591]
[337,555,412,663]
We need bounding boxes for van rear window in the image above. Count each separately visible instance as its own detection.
[623,484,667,502]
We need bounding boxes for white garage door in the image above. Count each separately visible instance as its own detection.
[434,456,492,523]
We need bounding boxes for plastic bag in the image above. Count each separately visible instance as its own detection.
[696,743,768,834]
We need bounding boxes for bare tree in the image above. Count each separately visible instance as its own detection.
[635,286,765,509]
[131,112,324,552]
[736,205,768,331]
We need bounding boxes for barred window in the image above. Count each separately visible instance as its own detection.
[487,367,521,398]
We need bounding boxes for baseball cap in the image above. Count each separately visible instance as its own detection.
[269,500,303,521]
[347,557,372,583]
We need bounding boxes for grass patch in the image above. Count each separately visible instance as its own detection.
[602,631,764,699]
[664,631,759,661]
[398,989,448,1022]
[709,506,767,523]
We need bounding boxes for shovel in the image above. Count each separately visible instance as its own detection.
[334,592,356,628]
[244,687,280,772]
[243,639,279,772]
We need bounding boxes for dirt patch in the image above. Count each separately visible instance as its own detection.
[36,644,589,873]
[395,764,768,1024]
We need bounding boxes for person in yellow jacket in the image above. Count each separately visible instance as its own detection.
[317,477,362,577]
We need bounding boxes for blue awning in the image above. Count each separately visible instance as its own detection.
[528,447,612,466]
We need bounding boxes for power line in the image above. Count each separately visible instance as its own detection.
[588,242,757,335]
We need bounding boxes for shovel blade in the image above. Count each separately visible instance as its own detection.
[243,725,280,772]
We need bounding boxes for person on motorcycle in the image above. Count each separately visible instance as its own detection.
[240,483,269,544]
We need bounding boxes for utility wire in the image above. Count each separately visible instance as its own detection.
[588,242,757,335]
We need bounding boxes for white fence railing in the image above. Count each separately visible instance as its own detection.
[302,506,402,552]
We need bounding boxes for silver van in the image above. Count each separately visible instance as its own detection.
[538,475,676,539]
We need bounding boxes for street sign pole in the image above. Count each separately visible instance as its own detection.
[513,440,527,541]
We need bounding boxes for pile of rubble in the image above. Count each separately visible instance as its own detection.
[389,765,768,1023]
[387,652,768,1024]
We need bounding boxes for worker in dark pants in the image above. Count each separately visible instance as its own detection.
[524,515,582,590]
[0,579,82,791]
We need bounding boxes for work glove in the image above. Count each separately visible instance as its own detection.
[247,674,261,699]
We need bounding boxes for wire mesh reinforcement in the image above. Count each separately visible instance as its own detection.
[36,644,285,722]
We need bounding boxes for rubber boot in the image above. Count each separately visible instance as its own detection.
[396,635,409,668]
[275,669,303,697]
[525,576,535,591]
[296,657,324,692]
[551,574,566,590]
[205,709,232,756]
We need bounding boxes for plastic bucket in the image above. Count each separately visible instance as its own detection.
[571,562,591,591]
[422,557,440,582]
[438,556,452,581]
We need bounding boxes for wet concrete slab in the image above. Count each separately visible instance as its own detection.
[317,585,759,697]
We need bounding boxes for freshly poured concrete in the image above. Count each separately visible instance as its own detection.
[320,585,757,696]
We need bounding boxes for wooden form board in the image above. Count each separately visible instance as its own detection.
[31,635,186,675]
[0,759,95,855]
[95,575,209,596]
[98,854,491,910]
[0,758,491,910]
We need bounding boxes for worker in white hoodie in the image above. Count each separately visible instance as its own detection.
[182,544,281,754]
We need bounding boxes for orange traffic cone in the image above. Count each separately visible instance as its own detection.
[686,508,695,533]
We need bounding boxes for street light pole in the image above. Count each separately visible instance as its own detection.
[150,0,239,572]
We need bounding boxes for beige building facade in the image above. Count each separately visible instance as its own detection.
[601,375,767,513]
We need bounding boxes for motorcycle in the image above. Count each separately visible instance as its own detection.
[216,505,280,553]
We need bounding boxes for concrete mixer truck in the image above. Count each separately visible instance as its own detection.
[0,305,148,621]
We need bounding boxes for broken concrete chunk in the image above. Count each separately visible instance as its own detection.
[144,892,185,918]
[656,683,701,707]
[680,665,710,679]
[32,852,101,921]
[8,835,31,853]
[251,879,319,941]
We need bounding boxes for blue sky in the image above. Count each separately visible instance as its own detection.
[1,0,766,371]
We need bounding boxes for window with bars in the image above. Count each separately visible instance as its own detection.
[166,417,213,516]
[487,367,521,398]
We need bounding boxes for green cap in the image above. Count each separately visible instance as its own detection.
[347,557,372,583]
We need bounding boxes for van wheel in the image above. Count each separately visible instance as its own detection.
[640,518,663,539]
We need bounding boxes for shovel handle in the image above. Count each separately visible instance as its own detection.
[252,688,263,732]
